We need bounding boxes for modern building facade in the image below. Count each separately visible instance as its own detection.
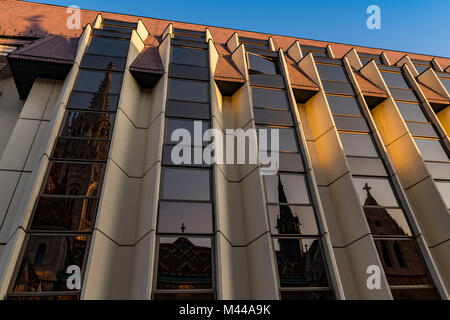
[0,0,449,300]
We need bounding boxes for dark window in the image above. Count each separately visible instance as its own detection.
[61,111,114,139]
[390,88,418,102]
[267,205,318,235]
[248,53,278,75]
[101,25,133,33]
[381,72,410,89]
[158,201,213,234]
[379,240,393,267]
[406,122,438,138]
[92,29,131,39]
[34,243,47,265]
[414,65,428,74]
[273,238,329,288]
[316,64,348,82]
[162,168,210,201]
[252,87,288,109]
[322,81,354,95]
[30,197,97,232]
[326,95,361,116]
[87,37,129,57]
[249,74,285,89]
[102,19,137,28]
[163,145,210,167]
[333,115,369,132]
[414,138,449,161]
[153,292,215,300]
[264,174,310,204]
[7,295,79,301]
[168,79,209,103]
[12,235,88,293]
[171,46,208,67]
[166,100,210,120]
[346,156,387,177]
[156,237,213,290]
[53,138,109,161]
[75,70,123,95]
[396,102,428,122]
[261,152,305,173]
[258,126,298,152]
[281,290,334,300]
[80,54,126,72]
[68,92,119,112]
[390,288,440,300]
[169,64,209,81]
[440,78,450,92]
[339,132,378,157]
[253,108,293,126]
[165,118,210,146]
[393,241,406,268]
[375,240,432,286]
[43,162,104,197]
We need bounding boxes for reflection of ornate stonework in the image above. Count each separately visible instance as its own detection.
[14,236,87,293]
[362,183,430,286]
[157,237,212,290]
[275,176,327,287]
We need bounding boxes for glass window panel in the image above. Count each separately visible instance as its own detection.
[381,72,409,89]
[247,53,278,75]
[374,240,432,286]
[157,237,212,290]
[406,122,438,138]
[425,162,450,180]
[390,88,418,101]
[316,64,348,82]
[80,54,126,72]
[7,295,79,301]
[102,19,137,28]
[436,181,450,209]
[303,51,328,58]
[414,138,449,161]
[281,290,334,300]
[169,64,209,81]
[252,87,288,109]
[267,205,318,235]
[391,288,440,300]
[30,197,97,232]
[364,208,412,236]
[171,46,208,67]
[173,28,205,37]
[162,168,210,201]
[273,238,329,288]
[414,65,428,74]
[61,111,114,139]
[158,201,213,234]
[396,102,428,122]
[165,118,210,146]
[339,133,378,157]
[171,39,208,49]
[166,100,210,120]
[13,235,88,293]
[53,138,109,161]
[347,156,387,177]
[258,126,298,152]
[154,292,215,300]
[249,74,285,89]
[326,95,361,116]
[101,25,132,33]
[68,92,119,112]
[440,78,450,92]
[163,145,210,167]
[264,174,310,204]
[275,152,304,172]
[75,70,122,95]
[173,34,206,43]
[322,81,354,95]
[168,79,209,103]
[92,29,131,39]
[87,37,129,57]
[353,177,398,207]
[43,162,104,197]
[333,115,369,132]
[253,108,293,126]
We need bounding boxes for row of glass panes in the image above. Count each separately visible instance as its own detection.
[380,71,450,210]
[245,46,334,300]
[318,63,439,299]
[7,22,132,300]
[153,35,215,300]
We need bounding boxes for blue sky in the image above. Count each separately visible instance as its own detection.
[30,0,449,57]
